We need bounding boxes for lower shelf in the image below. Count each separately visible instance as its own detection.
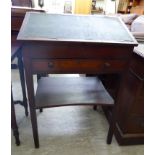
[35,77,114,109]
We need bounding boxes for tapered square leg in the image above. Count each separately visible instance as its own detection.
[18,52,28,116]
[29,107,40,148]
[106,107,116,144]
[37,74,48,113]
[107,123,114,144]
[93,105,97,110]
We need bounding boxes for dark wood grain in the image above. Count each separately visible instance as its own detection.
[23,49,39,148]
[11,0,32,7]
[32,59,128,74]
[11,7,45,32]
[11,34,28,116]
[11,7,46,116]
[25,42,134,59]
[35,77,114,108]
[103,51,144,145]
[11,42,21,61]
[19,12,138,147]
[17,49,28,116]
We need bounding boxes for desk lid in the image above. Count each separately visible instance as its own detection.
[17,12,138,45]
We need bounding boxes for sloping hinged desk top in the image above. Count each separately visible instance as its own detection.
[17,12,137,45]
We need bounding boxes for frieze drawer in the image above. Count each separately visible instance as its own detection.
[32,59,128,74]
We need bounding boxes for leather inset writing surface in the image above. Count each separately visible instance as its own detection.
[18,12,137,44]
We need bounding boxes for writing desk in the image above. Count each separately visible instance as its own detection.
[17,12,137,148]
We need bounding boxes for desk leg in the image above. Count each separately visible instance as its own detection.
[30,107,39,148]
[107,107,116,144]
[37,74,48,113]
[26,74,39,148]
[23,55,39,148]
[18,51,28,116]
[93,105,97,110]
[106,72,126,144]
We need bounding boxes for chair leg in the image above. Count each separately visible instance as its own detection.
[11,87,20,146]
[39,108,43,112]
[106,107,116,144]
[93,105,97,110]
[37,74,49,82]
[13,128,20,146]
[18,52,28,116]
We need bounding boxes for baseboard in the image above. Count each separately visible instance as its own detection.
[114,123,144,145]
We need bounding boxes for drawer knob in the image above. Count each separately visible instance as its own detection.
[48,62,54,68]
[104,62,111,67]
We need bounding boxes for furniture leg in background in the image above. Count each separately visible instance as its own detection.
[11,87,20,146]
[11,41,28,117]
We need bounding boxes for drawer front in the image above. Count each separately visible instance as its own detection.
[32,59,128,74]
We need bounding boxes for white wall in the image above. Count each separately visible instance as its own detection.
[104,0,115,14]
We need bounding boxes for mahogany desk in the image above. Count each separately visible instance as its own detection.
[17,12,137,148]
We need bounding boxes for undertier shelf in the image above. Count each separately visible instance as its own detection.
[35,77,114,108]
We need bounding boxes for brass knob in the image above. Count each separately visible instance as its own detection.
[104,62,111,67]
